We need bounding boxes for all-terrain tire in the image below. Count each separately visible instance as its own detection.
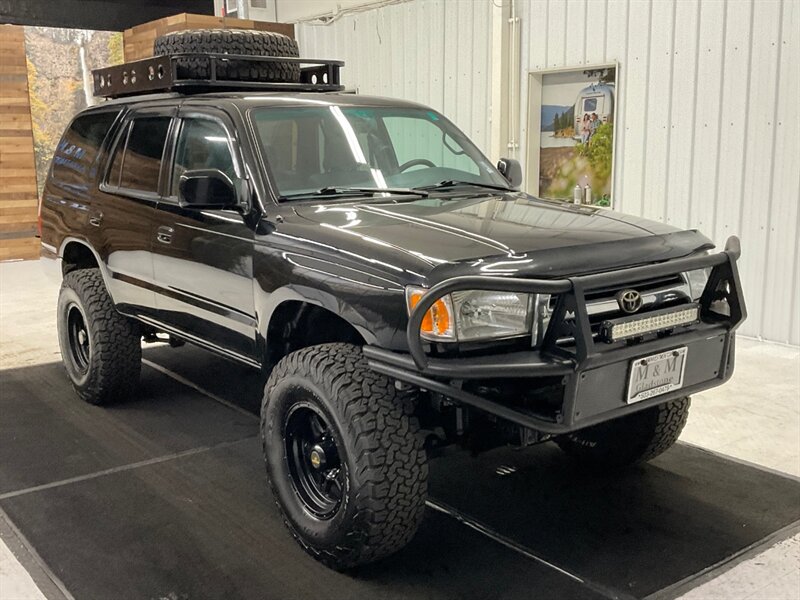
[556,397,691,468]
[153,29,300,83]
[57,268,141,405]
[261,343,428,569]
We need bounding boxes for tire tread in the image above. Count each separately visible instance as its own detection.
[556,397,691,468]
[59,269,141,405]
[262,343,428,569]
[153,29,300,82]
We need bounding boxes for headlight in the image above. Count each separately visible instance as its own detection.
[406,287,550,343]
[452,290,531,341]
[685,268,711,300]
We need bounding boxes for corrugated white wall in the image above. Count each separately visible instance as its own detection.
[296,0,799,345]
[296,0,494,154]
[517,0,799,344]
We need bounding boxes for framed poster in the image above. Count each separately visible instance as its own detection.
[526,63,618,207]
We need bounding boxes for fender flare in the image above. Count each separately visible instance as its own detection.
[58,237,116,297]
[258,285,379,347]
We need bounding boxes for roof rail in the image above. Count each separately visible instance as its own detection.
[92,53,344,98]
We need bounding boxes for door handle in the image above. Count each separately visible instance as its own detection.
[156,226,174,244]
[88,214,103,227]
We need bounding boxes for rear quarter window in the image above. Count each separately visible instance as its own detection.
[50,110,121,188]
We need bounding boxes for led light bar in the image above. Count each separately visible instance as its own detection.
[601,304,700,343]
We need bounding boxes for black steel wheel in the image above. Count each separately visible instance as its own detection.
[261,343,428,570]
[283,401,346,519]
[65,303,91,375]
[57,268,142,405]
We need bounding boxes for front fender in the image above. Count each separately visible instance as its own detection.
[258,284,388,348]
[252,233,414,358]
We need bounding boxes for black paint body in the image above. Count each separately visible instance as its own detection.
[40,92,745,434]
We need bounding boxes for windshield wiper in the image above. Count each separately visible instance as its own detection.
[281,186,428,200]
[415,180,513,192]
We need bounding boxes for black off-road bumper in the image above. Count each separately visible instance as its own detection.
[364,237,746,435]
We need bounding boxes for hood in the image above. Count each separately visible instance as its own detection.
[272,192,714,284]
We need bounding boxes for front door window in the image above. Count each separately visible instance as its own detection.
[172,118,236,196]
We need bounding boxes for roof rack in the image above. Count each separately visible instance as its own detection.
[92,53,344,98]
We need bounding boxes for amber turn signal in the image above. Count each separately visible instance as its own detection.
[406,288,455,340]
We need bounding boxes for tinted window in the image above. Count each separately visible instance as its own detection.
[118,116,171,193]
[107,122,130,188]
[172,118,235,195]
[583,98,597,112]
[51,110,120,187]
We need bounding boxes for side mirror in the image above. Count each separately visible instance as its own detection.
[497,158,522,188]
[179,169,239,210]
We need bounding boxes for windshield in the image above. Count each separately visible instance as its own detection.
[250,105,509,198]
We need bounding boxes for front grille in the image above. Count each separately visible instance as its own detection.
[549,274,693,346]
[585,274,685,302]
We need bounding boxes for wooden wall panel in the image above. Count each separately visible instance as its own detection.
[124,13,295,62]
[0,25,38,261]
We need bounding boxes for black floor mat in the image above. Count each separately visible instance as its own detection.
[0,367,598,600]
[0,360,256,493]
[1,348,799,600]
[427,443,800,598]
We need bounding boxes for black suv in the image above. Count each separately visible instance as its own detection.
[40,33,746,570]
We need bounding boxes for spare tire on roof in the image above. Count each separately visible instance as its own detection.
[153,29,301,83]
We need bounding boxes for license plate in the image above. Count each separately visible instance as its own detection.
[627,347,688,403]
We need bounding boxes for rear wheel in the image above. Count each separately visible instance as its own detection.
[261,343,428,569]
[555,397,690,468]
[153,29,300,82]
[57,269,141,405]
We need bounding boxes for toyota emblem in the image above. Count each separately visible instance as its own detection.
[616,289,643,314]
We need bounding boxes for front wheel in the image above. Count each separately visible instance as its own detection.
[555,397,691,468]
[261,343,428,569]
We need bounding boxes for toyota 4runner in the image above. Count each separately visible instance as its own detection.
[39,30,746,570]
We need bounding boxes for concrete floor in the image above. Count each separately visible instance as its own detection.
[1,259,798,599]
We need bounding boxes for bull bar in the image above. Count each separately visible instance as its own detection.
[364,236,746,435]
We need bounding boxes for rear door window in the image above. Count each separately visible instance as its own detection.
[106,122,130,188]
[116,116,171,194]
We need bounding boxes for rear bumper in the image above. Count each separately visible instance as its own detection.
[364,236,746,435]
